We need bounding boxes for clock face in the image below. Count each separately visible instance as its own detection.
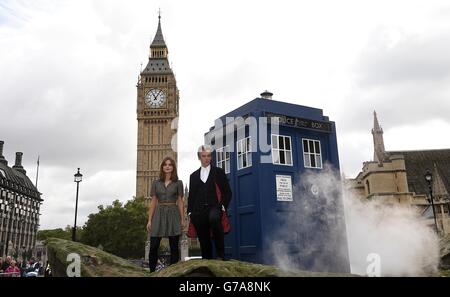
[145,89,166,108]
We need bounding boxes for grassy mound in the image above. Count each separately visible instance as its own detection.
[45,237,150,277]
[151,259,357,277]
[45,237,356,277]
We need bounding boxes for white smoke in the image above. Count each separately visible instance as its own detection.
[343,188,440,276]
[271,165,440,276]
[271,164,350,273]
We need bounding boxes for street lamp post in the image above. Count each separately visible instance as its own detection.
[72,168,83,242]
[424,170,439,234]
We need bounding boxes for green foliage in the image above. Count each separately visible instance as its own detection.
[37,226,84,242]
[45,238,150,277]
[151,259,358,277]
[80,197,148,259]
[37,228,71,241]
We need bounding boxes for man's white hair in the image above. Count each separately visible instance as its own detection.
[197,144,213,158]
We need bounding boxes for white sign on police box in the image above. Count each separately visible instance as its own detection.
[276,175,293,201]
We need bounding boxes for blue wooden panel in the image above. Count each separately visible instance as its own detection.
[237,172,255,206]
[240,253,258,264]
[239,212,257,247]
[239,245,257,254]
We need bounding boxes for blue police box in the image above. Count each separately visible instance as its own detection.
[204,91,350,273]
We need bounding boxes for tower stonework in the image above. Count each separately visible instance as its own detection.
[372,111,386,164]
[136,15,179,200]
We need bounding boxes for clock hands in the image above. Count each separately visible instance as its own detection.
[145,89,165,107]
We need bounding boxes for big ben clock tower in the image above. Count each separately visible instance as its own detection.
[136,14,179,200]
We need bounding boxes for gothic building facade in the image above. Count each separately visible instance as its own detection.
[346,112,450,235]
[0,141,42,258]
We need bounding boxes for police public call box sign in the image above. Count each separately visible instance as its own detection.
[265,112,332,132]
[276,175,293,201]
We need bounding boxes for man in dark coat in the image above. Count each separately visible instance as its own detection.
[188,145,232,260]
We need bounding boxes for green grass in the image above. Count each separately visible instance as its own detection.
[45,237,150,277]
[151,259,357,277]
[45,237,357,277]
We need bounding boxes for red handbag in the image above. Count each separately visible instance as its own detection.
[187,221,197,238]
[186,182,231,238]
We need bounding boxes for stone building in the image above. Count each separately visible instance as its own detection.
[346,112,450,235]
[0,141,42,258]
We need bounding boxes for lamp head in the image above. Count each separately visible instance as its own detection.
[74,168,83,183]
[424,170,432,183]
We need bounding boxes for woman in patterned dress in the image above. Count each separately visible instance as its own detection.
[146,156,185,272]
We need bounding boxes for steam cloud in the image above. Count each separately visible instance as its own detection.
[343,187,439,276]
[271,165,440,276]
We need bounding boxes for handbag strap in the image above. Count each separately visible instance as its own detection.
[215,182,222,203]
[213,167,223,203]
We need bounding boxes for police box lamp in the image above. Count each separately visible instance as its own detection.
[424,170,432,183]
[74,168,83,183]
[260,90,273,100]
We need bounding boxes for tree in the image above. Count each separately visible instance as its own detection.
[64,225,84,242]
[37,228,71,241]
[80,197,148,259]
[37,226,84,241]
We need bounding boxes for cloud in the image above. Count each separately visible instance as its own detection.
[356,31,450,85]
[337,131,373,178]
[0,1,139,171]
[0,1,143,228]
[338,27,450,134]
[2,0,450,229]
[36,166,134,229]
[334,25,450,178]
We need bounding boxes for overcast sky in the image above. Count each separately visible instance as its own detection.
[1,0,450,229]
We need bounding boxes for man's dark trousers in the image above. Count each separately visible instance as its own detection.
[191,205,224,259]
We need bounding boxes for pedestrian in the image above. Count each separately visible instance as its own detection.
[5,260,20,277]
[1,256,11,272]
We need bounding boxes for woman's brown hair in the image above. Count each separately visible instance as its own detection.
[159,156,179,182]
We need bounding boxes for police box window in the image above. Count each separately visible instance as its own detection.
[302,139,322,169]
[216,146,231,174]
[237,136,252,170]
[271,134,293,166]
